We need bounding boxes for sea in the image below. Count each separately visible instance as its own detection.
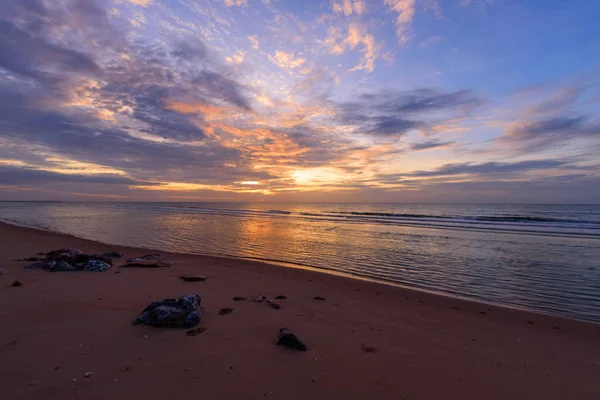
[1,202,599,322]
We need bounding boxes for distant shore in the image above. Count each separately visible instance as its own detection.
[1,221,599,399]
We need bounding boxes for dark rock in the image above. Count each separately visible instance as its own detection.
[121,260,171,268]
[186,327,207,336]
[267,301,281,310]
[45,249,82,263]
[218,308,234,315]
[361,345,378,353]
[233,296,246,301]
[180,275,206,282]
[133,293,201,328]
[96,252,123,259]
[25,260,56,270]
[274,295,287,300]
[75,254,113,266]
[50,261,80,272]
[14,257,44,262]
[277,328,307,351]
[11,280,23,287]
[313,296,326,301]
[126,254,162,263]
[84,260,111,272]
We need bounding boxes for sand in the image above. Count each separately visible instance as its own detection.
[1,221,599,400]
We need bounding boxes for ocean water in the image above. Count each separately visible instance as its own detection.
[1,202,600,322]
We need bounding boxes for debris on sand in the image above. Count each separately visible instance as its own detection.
[277,328,307,351]
[180,275,206,282]
[121,259,171,268]
[84,372,92,378]
[218,308,234,315]
[126,254,162,263]
[21,249,115,272]
[133,293,201,328]
[14,257,44,262]
[253,295,265,302]
[186,327,207,336]
[233,296,247,301]
[274,295,287,300]
[361,345,378,353]
[313,296,326,301]
[83,260,111,272]
[11,280,23,287]
[267,300,281,310]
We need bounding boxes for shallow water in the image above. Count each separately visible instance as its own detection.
[1,202,600,321]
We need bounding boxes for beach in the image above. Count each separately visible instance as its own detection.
[1,221,599,400]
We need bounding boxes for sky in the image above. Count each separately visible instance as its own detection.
[0,0,599,203]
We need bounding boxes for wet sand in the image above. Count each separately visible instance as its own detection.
[1,221,599,400]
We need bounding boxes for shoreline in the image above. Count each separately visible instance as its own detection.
[2,219,597,325]
[2,221,600,399]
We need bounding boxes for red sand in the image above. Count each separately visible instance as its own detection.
[1,222,599,399]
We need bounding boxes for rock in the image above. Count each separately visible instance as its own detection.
[253,295,265,302]
[121,260,171,268]
[267,300,281,310]
[126,254,162,263]
[84,260,111,272]
[361,345,378,353]
[180,275,206,282]
[0,269,7,275]
[313,296,326,301]
[84,372,92,378]
[14,257,44,262]
[11,280,23,287]
[274,295,287,300]
[186,327,207,336]
[45,249,82,263]
[50,261,79,272]
[277,328,307,351]
[24,260,56,270]
[133,293,201,328]
[75,254,113,266]
[232,296,246,301]
[97,252,123,259]
[218,308,234,315]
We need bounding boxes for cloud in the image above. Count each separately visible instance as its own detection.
[384,0,416,45]
[410,139,454,150]
[223,0,248,7]
[0,165,156,186]
[226,50,245,65]
[332,0,366,15]
[324,25,379,73]
[269,50,307,70]
[338,88,482,136]
[501,115,600,151]
[128,0,153,7]
[248,35,260,49]
[405,160,569,177]
[0,20,99,82]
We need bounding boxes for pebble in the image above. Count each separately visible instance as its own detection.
[84,372,92,378]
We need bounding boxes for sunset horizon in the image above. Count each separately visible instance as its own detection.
[1,0,599,203]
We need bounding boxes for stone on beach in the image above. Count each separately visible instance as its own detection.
[121,259,171,268]
[14,257,44,262]
[25,260,56,270]
[45,249,83,264]
[84,260,111,272]
[50,260,79,272]
[11,280,23,287]
[133,293,201,328]
[180,275,206,282]
[277,328,307,351]
[218,308,234,315]
[126,254,162,263]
